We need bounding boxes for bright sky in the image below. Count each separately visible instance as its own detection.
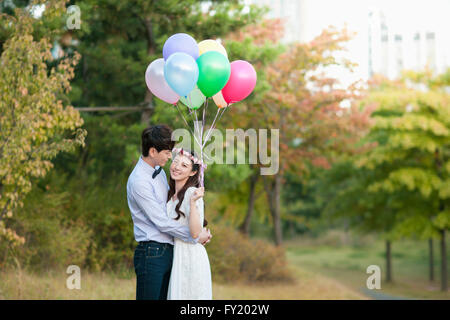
[250,0,450,85]
[303,0,450,36]
[303,0,450,80]
[34,0,449,85]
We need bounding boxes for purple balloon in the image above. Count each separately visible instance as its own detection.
[163,33,199,61]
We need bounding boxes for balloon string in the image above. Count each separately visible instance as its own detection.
[194,107,205,188]
[216,105,228,124]
[200,98,210,188]
[194,109,201,146]
[187,100,199,143]
[203,106,228,148]
[202,108,222,148]
[203,108,221,147]
[202,98,208,144]
[188,94,198,138]
[175,102,191,130]
[188,106,196,126]
[200,159,205,187]
[175,102,202,149]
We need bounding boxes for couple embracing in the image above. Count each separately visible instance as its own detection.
[127,124,213,300]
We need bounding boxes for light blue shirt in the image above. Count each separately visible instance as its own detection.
[127,156,198,245]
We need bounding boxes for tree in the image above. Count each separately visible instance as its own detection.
[217,18,284,236]
[61,0,265,121]
[319,157,400,283]
[360,71,449,290]
[323,70,450,287]
[230,27,372,245]
[51,0,269,186]
[0,2,86,246]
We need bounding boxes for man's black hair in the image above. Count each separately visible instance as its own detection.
[141,125,175,156]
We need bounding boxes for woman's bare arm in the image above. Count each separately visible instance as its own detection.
[189,187,204,239]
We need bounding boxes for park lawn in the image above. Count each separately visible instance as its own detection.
[0,263,365,300]
[285,237,450,300]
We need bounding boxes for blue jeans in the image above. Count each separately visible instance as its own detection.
[134,241,174,300]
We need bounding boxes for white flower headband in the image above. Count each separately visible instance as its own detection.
[172,147,207,169]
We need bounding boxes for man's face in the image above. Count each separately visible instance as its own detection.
[150,148,172,167]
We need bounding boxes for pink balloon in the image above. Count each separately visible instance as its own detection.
[221,60,257,104]
[145,58,180,104]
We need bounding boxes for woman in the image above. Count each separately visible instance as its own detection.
[166,147,212,300]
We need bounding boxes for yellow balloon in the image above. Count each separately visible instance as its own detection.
[198,39,228,59]
[213,91,228,108]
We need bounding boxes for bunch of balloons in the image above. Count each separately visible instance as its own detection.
[145,33,257,108]
[144,33,257,187]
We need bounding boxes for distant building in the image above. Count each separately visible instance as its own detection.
[413,32,421,70]
[368,8,441,79]
[426,32,437,71]
[394,34,403,78]
[250,1,447,81]
[249,0,309,43]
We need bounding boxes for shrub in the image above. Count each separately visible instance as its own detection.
[207,223,294,283]
[1,166,294,286]
[1,190,92,272]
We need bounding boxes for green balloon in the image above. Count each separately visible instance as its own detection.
[196,51,231,97]
[180,86,206,110]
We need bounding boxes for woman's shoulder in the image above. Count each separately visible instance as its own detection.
[182,186,202,204]
[184,186,198,199]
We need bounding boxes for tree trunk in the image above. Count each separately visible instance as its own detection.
[440,229,448,291]
[263,175,283,246]
[429,238,434,282]
[240,172,258,235]
[386,240,392,283]
[141,17,155,124]
[272,174,282,246]
[434,148,447,291]
[289,221,295,238]
[82,55,88,104]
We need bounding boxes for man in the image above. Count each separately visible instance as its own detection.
[127,124,212,300]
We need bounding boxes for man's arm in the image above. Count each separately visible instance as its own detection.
[132,179,199,244]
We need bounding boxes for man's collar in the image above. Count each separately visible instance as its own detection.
[138,156,160,176]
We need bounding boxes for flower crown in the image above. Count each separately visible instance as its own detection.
[172,147,207,169]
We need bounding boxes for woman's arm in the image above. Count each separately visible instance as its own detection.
[189,187,204,239]
[132,179,199,244]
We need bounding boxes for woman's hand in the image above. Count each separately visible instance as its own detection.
[189,187,205,240]
[191,187,204,202]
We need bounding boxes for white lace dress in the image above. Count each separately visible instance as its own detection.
[167,187,212,300]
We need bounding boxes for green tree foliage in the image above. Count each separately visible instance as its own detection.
[233,27,372,245]
[320,70,449,289]
[1,1,291,276]
[358,72,450,238]
[0,3,86,246]
[63,0,266,107]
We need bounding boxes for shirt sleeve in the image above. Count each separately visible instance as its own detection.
[132,179,199,244]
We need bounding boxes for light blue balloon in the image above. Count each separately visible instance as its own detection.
[164,52,199,97]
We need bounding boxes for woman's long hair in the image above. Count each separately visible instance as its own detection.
[167,150,208,227]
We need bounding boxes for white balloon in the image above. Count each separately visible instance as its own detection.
[145,58,180,104]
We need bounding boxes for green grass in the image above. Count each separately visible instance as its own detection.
[285,235,450,300]
[1,232,448,300]
[0,264,366,300]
